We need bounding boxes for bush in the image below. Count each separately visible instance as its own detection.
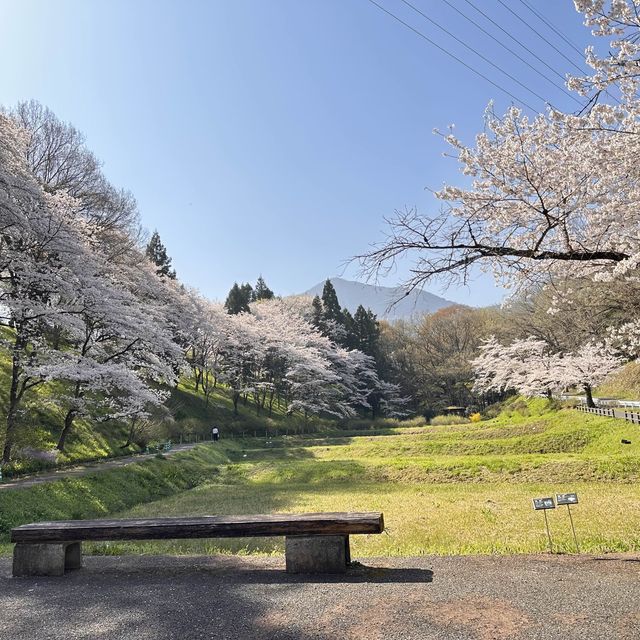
[401,416,428,428]
[469,413,482,423]
[430,414,470,426]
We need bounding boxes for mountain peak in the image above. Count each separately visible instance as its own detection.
[303,278,454,321]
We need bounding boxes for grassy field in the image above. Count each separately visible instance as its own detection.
[46,398,640,558]
[2,398,639,557]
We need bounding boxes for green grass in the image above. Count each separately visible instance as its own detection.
[2,398,640,557]
[0,443,240,553]
[86,481,640,557]
[596,361,640,399]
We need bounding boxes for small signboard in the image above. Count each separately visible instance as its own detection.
[532,497,555,510]
[556,493,578,506]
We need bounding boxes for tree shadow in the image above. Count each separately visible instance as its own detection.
[0,555,432,640]
[590,556,640,563]
[86,555,434,584]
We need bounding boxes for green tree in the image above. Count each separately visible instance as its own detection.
[321,280,343,325]
[342,308,356,350]
[253,276,274,301]
[145,230,176,279]
[311,295,324,331]
[352,305,380,358]
[224,282,253,314]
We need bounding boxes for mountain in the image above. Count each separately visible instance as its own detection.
[302,277,455,322]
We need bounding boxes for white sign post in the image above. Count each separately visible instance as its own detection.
[532,497,556,552]
[557,493,579,552]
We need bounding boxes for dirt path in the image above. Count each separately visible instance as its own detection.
[2,553,639,639]
[0,443,201,491]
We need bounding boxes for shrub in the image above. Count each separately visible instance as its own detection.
[401,416,428,428]
[469,413,482,423]
[430,414,470,426]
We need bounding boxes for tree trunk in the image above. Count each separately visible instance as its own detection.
[57,409,77,451]
[194,367,203,393]
[122,418,137,448]
[584,383,595,408]
[2,332,27,464]
[2,396,20,464]
[233,392,240,416]
[268,390,275,416]
[254,391,261,415]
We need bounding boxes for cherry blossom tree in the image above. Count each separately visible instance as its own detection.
[473,336,623,407]
[0,113,183,459]
[40,252,182,451]
[0,115,99,461]
[358,106,640,297]
[472,337,563,399]
[556,342,624,407]
[357,1,640,302]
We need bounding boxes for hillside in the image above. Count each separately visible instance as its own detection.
[0,359,318,477]
[303,277,454,321]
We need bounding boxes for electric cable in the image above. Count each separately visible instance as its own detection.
[365,0,539,111]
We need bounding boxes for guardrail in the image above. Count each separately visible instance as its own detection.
[574,404,640,424]
[561,394,640,408]
[575,405,616,418]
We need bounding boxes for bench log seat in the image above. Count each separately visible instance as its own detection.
[11,511,384,577]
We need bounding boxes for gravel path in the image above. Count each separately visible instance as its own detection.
[2,553,639,639]
[0,443,200,491]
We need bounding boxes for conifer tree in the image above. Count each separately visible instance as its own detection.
[145,231,176,279]
[342,308,356,350]
[224,282,252,314]
[311,295,324,331]
[321,280,343,325]
[353,305,380,358]
[253,276,274,301]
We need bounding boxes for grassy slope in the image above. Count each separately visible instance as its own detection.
[596,361,640,399]
[0,352,316,475]
[0,443,243,553]
[3,397,637,557]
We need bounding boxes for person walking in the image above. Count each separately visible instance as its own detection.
[212,426,219,442]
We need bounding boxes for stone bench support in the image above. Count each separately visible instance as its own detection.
[285,535,350,574]
[13,542,82,577]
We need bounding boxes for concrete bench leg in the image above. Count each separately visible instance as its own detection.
[13,542,82,577]
[285,535,350,574]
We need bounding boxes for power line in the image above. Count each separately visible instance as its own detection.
[495,0,621,106]
[364,0,538,112]
[437,0,583,107]
[495,0,586,75]
[461,0,570,84]
[397,0,551,106]
[516,0,586,58]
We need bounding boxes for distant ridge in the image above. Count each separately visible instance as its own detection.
[302,277,454,321]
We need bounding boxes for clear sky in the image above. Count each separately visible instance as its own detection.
[0,0,595,306]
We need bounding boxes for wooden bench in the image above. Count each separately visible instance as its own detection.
[11,511,384,577]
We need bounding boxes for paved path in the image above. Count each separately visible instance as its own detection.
[2,553,639,639]
[0,443,201,491]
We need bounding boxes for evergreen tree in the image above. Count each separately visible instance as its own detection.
[311,295,324,331]
[352,305,380,358]
[342,308,356,350]
[145,230,176,279]
[321,279,343,325]
[253,275,274,301]
[224,282,252,314]
[240,283,254,306]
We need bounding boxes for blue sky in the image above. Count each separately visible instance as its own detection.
[0,1,595,306]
